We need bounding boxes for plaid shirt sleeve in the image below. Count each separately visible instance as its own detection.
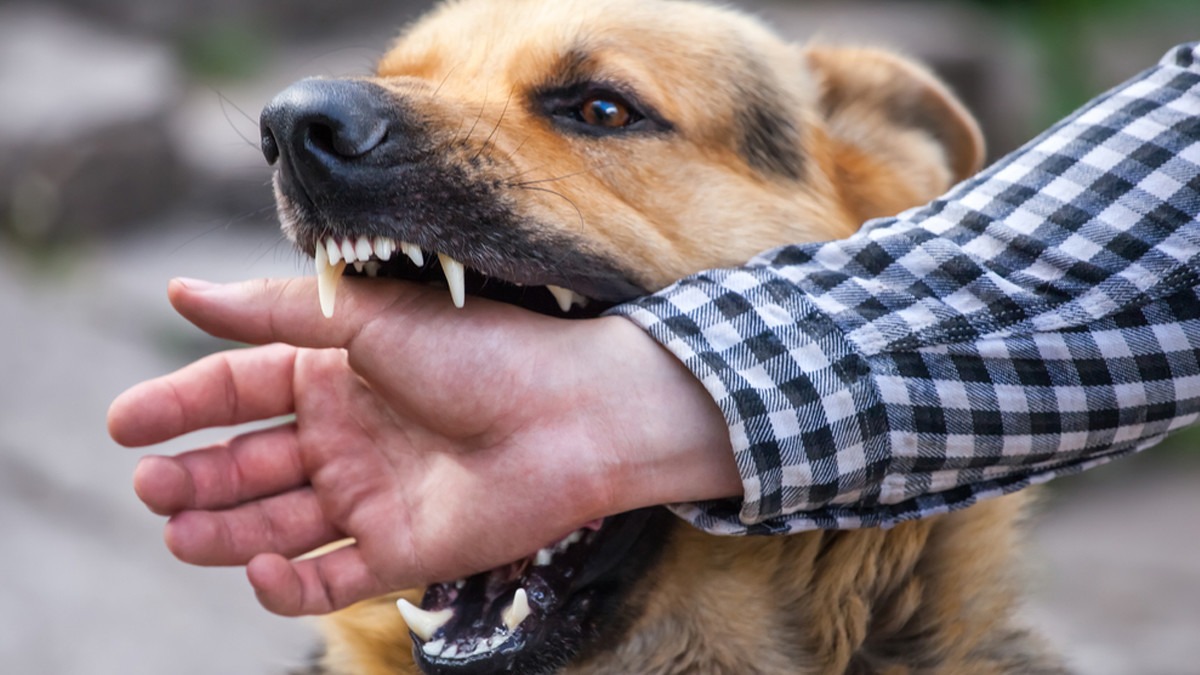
[608,43,1200,535]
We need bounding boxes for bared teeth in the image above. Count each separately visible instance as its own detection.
[438,254,466,308]
[402,241,425,267]
[546,285,588,313]
[341,238,357,264]
[355,237,373,262]
[325,237,343,265]
[374,237,394,261]
[315,236,592,317]
[397,599,454,642]
[502,588,531,632]
[315,243,347,319]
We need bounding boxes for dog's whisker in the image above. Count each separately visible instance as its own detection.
[516,185,585,231]
[510,167,603,188]
[431,64,461,100]
[500,133,533,166]
[473,88,516,163]
[210,87,259,150]
[463,86,490,144]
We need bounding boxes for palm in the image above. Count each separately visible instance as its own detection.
[110,276,735,615]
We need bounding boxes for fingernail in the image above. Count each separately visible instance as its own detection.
[175,277,217,291]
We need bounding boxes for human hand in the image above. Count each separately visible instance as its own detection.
[108,278,737,616]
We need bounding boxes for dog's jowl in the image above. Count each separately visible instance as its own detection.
[260,1,1067,673]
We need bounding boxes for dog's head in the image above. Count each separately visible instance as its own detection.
[261,0,983,673]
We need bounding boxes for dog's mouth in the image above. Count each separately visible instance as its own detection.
[309,233,612,320]
[402,509,671,675]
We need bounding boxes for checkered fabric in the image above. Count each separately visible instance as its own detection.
[610,43,1200,535]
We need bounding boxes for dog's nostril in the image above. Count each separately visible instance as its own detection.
[306,122,338,157]
[307,117,389,160]
[261,128,280,165]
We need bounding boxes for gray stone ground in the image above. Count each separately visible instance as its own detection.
[2,1,1198,673]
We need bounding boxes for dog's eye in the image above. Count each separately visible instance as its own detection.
[579,97,633,128]
[540,85,669,136]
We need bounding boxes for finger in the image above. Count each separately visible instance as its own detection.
[108,343,298,447]
[133,424,306,515]
[167,276,441,350]
[246,547,392,616]
[163,487,342,566]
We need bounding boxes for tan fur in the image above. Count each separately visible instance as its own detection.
[294,1,1062,673]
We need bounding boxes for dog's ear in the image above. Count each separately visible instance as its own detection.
[804,46,985,222]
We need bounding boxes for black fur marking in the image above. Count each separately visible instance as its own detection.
[735,77,805,180]
[727,56,806,181]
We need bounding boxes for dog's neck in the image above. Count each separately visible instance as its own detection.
[564,496,1055,675]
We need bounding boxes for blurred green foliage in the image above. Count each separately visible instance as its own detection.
[965,0,1199,127]
[177,22,271,82]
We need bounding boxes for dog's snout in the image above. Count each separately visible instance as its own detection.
[260,78,396,178]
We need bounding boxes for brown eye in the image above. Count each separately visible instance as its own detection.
[580,97,632,127]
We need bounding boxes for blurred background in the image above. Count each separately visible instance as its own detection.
[1,0,1197,673]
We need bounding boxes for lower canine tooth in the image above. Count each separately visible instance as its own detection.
[438,254,466,309]
[397,599,455,642]
[547,285,587,313]
[502,588,531,631]
[315,244,347,319]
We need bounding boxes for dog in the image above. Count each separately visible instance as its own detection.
[260,0,1067,673]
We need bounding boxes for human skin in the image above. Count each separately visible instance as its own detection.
[108,277,739,616]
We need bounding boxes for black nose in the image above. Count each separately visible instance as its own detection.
[260,79,396,194]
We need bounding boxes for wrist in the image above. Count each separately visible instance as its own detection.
[578,316,740,516]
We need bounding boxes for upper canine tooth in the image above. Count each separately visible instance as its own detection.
[547,285,587,313]
[402,242,425,267]
[397,599,454,642]
[438,254,466,309]
[325,237,343,265]
[355,237,373,262]
[315,244,347,319]
[502,588,531,632]
[374,237,394,262]
[341,238,358,264]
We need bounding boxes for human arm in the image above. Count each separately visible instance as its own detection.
[108,278,739,616]
[609,42,1200,534]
